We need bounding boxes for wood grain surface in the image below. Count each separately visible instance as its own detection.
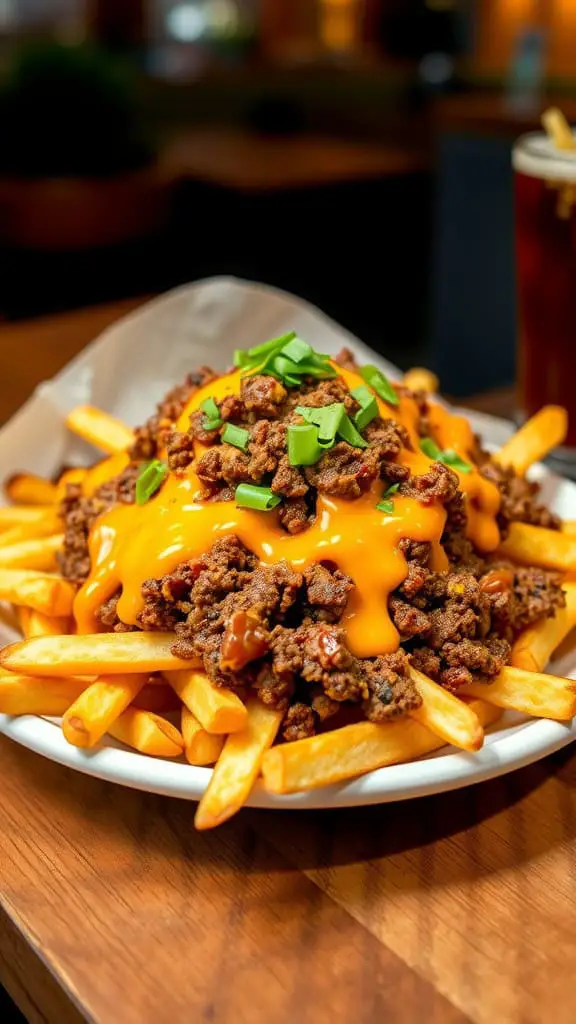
[1,300,576,1024]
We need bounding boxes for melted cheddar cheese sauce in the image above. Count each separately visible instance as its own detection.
[74,363,501,657]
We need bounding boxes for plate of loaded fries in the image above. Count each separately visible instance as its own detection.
[0,278,575,830]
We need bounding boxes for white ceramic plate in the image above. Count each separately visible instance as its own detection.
[1,460,575,810]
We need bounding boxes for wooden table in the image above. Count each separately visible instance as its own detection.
[1,300,576,1024]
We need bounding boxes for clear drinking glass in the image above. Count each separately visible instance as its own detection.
[513,131,576,475]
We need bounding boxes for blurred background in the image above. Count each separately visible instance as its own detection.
[0,1,574,396]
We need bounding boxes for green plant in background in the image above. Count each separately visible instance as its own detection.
[0,41,155,179]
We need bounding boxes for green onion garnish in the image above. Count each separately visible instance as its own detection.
[135,459,168,505]
[359,364,399,407]
[201,396,222,430]
[338,413,368,448]
[317,403,345,446]
[247,332,296,360]
[280,336,313,364]
[233,349,251,368]
[375,484,400,514]
[288,424,323,466]
[235,483,282,511]
[351,385,378,431]
[222,423,250,452]
[420,438,472,474]
[235,333,336,388]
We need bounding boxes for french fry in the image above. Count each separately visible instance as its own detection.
[562,520,576,537]
[402,367,439,394]
[0,631,199,676]
[132,683,181,714]
[542,107,575,151]
[181,707,224,766]
[0,533,63,572]
[166,669,247,734]
[108,708,184,758]
[498,522,576,571]
[5,473,58,506]
[493,406,567,476]
[0,569,75,616]
[62,673,148,748]
[462,665,576,721]
[0,505,59,532]
[55,467,87,502]
[0,510,62,547]
[262,699,501,796]
[511,583,576,672]
[0,673,88,716]
[65,405,134,454]
[409,667,484,751]
[18,607,71,639]
[195,699,283,829]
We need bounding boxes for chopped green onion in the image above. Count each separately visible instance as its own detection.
[337,413,368,448]
[222,423,250,452]
[248,332,295,360]
[280,336,313,364]
[235,483,282,511]
[376,499,394,514]
[420,438,472,474]
[316,403,345,446]
[295,405,320,424]
[135,460,168,505]
[233,349,251,368]
[272,353,300,379]
[287,424,323,466]
[376,483,400,514]
[351,385,378,431]
[201,396,222,430]
[359,364,399,407]
[293,360,336,380]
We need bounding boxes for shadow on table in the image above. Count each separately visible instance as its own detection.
[5,734,576,891]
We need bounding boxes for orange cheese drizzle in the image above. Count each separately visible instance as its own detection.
[74,364,501,658]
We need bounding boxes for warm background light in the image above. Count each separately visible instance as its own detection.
[476,0,576,77]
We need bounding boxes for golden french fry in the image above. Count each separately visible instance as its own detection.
[511,583,576,672]
[542,107,575,151]
[0,673,88,716]
[0,510,62,547]
[5,473,58,506]
[166,669,247,734]
[262,699,501,795]
[494,406,567,476]
[0,506,59,534]
[497,522,576,571]
[65,405,134,455]
[181,707,224,766]
[18,607,71,639]
[0,533,63,572]
[108,708,184,758]
[0,569,75,616]
[562,520,576,537]
[409,667,484,751]
[402,367,439,394]
[463,666,576,721]
[55,467,87,502]
[0,631,199,676]
[195,699,283,829]
[62,673,148,748]
[83,452,130,497]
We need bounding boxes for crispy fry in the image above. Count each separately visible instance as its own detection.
[0,569,75,616]
[5,473,58,506]
[497,522,576,571]
[402,367,439,394]
[108,708,184,758]
[562,520,576,537]
[0,510,61,546]
[65,405,134,454]
[262,699,501,795]
[18,607,71,639]
[511,583,576,672]
[55,467,87,502]
[462,666,576,720]
[0,505,58,531]
[62,673,148,748]
[494,406,567,476]
[132,683,181,714]
[0,631,198,676]
[0,673,88,716]
[195,699,283,829]
[166,669,247,734]
[409,667,484,751]
[83,452,130,497]
[181,707,224,766]
[542,107,575,151]
[0,533,63,572]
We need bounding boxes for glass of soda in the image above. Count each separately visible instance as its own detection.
[513,131,576,474]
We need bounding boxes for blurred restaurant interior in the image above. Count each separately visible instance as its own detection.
[0,1,575,397]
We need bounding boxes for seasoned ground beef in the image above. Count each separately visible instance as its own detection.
[56,353,568,739]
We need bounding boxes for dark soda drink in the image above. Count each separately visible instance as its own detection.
[514,132,576,467]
